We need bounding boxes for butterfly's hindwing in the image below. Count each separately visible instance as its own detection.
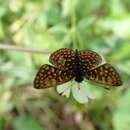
[34,64,73,89]
[86,63,122,86]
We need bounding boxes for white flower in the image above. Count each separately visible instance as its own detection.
[56,80,95,103]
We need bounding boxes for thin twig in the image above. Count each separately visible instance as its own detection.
[0,44,53,54]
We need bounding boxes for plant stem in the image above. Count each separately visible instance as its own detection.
[0,44,53,54]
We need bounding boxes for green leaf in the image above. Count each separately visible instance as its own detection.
[112,42,130,61]
[113,89,130,130]
[13,116,44,130]
[0,117,4,130]
[62,0,78,17]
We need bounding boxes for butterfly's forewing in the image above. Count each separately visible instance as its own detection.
[78,50,102,71]
[34,64,73,89]
[49,48,75,70]
[86,63,122,86]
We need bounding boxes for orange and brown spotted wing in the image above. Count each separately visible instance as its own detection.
[78,50,102,71]
[86,63,122,86]
[34,64,73,89]
[49,48,75,70]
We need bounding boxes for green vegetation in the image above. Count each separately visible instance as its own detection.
[0,0,130,130]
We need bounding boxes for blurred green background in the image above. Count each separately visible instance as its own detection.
[0,0,130,130]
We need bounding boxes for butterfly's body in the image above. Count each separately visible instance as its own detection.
[72,49,85,83]
[34,48,122,89]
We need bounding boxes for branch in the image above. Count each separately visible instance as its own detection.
[0,44,53,54]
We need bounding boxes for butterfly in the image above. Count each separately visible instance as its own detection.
[34,48,122,89]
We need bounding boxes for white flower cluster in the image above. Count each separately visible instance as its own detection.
[56,80,95,103]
